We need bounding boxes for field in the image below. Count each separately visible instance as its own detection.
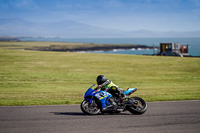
[0,41,200,106]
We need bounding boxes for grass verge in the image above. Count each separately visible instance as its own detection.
[0,41,200,106]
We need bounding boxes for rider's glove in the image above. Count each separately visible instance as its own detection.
[97,85,102,89]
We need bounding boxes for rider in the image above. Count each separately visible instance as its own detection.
[96,75,126,101]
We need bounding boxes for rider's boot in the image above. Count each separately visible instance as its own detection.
[102,98,117,112]
[120,95,128,103]
[102,104,116,112]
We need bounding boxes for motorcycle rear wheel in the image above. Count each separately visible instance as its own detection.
[81,100,100,115]
[126,97,147,115]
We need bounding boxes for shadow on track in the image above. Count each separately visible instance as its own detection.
[50,112,131,116]
[50,112,85,116]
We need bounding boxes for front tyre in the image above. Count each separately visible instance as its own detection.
[126,97,147,115]
[80,100,100,115]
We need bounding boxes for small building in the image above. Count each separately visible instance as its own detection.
[160,43,189,56]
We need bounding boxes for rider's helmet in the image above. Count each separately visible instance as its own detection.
[96,75,106,85]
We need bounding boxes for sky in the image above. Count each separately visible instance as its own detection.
[0,0,200,32]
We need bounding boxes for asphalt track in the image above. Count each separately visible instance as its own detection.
[0,100,200,133]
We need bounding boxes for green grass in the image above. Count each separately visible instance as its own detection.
[0,41,200,106]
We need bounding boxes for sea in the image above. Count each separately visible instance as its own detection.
[20,37,200,56]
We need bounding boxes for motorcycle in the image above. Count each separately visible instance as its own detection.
[80,84,147,115]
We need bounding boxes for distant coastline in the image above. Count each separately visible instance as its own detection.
[0,36,155,52]
[25,44,155,52]
[0,36,20,41]
[1,36,199,56]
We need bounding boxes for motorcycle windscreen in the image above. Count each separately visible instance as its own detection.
[84,88,95,98]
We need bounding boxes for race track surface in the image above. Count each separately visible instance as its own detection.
[0,100,200,133]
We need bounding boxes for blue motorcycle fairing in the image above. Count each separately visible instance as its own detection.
[84,85,113,109]
[92,90,112,108]
[124,88,137,95]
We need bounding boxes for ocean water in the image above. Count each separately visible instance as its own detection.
[20,37,200,56]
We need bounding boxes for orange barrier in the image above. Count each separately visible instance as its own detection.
[181,46,185,53]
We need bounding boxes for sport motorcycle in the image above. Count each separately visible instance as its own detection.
[80,84,147,115]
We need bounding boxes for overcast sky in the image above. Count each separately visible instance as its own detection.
[0,0,200,32]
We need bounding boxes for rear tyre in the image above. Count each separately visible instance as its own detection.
[80,100,100,115]
[126,97,147,115]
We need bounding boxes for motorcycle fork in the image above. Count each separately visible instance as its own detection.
[87,99,97,108]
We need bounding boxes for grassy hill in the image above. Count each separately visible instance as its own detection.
[0,41,200,106]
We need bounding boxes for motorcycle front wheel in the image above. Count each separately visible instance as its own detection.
[126,97,147,115]
[80,100,100,115]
